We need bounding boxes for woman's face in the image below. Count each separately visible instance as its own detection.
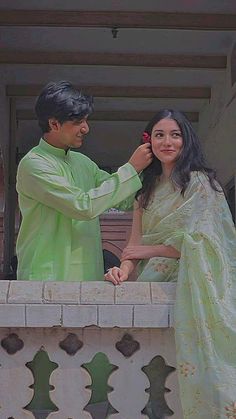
[151,118,183,170]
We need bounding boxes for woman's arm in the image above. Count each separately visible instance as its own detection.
[104,201,143,285]
[121,244,180,260]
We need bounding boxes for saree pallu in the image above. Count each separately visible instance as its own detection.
[137,172,236,419]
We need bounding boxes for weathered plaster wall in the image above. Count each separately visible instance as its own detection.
[0,281,183,419]
[0,69,10,271]
[0,69,9,179]
[198,49,236,185]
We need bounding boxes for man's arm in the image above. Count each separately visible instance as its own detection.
[17,156,142,221]
[94,143,152,212]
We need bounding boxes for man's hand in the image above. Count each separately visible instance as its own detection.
[129,143,153,173]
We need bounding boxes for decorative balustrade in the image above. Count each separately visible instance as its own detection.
[0,280,183,419]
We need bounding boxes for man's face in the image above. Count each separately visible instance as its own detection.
[49,117,90,149]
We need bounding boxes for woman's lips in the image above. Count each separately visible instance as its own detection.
[161,149,175,152]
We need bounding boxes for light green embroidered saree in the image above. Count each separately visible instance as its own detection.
[137,171,236,418]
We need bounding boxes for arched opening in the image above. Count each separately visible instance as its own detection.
[103,249,120,273]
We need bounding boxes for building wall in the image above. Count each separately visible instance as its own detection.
[198,50,236,186]
[0,159,3,272]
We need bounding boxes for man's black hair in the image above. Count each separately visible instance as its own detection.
[35,81,94,133]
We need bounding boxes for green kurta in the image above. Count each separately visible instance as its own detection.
[137,172,236,418]
[16,139,142,281]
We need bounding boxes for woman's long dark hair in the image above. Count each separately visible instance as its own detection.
[137,109,220,209]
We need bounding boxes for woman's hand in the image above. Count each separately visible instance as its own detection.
[104,266,129,285]
[121,245,155,261]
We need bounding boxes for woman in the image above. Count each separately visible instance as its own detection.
[105,110,236,418]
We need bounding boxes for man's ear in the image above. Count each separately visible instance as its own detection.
[48,118,61,132]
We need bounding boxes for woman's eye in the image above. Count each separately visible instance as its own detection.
[173,133,181,137]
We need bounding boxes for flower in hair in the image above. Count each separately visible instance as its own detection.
[142,132,151,143]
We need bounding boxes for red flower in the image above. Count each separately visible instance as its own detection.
[142,132,151,143]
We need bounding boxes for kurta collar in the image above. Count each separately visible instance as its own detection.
[39,138,70,158]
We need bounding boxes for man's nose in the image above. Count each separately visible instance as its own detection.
[81,121,89,134]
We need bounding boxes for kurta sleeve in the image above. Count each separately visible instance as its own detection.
[93,164,138,211]
[16,155,142,221]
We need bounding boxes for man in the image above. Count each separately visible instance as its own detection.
[16,81,152,281]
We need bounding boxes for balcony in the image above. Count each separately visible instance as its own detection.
[0,280,182,418]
